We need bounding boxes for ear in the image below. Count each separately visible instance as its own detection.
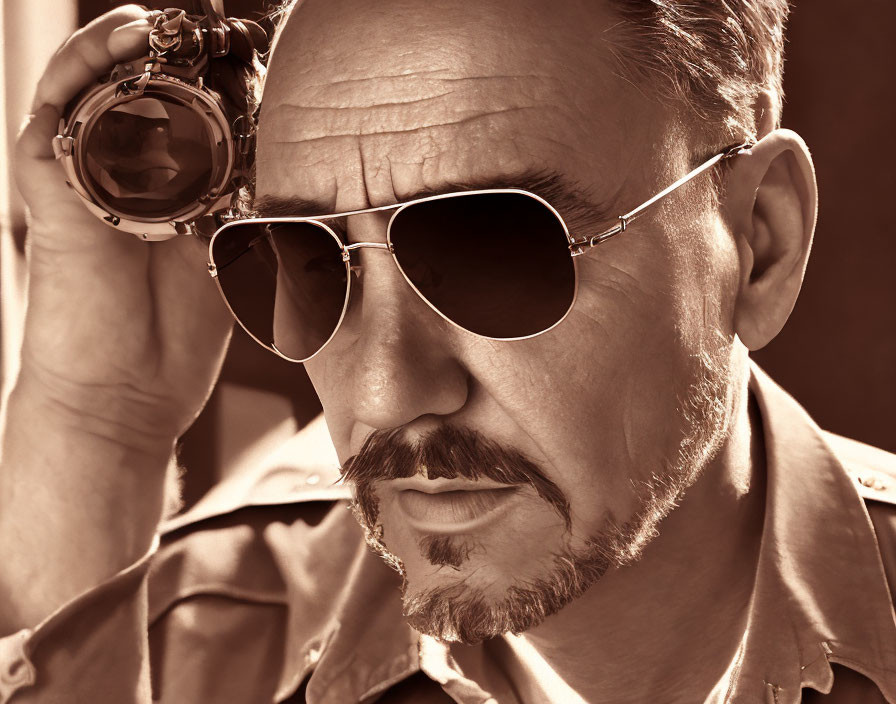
[725,129,818,350]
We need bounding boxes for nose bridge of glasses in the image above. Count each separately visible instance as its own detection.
[344,241,393,252]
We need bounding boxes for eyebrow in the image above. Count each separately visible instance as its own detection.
[251,170,618,236]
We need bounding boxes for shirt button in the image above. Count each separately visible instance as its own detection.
[859,474,887,491]
[305,642,322,665]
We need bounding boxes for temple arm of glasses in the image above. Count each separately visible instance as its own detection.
[568,142,754,256]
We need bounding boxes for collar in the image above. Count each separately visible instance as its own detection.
[713,363,896,703]
[268,364,896,703]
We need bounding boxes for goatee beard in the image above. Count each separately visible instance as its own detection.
[340,349,732,644]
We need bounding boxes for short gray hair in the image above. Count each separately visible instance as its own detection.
[605,0,790,141]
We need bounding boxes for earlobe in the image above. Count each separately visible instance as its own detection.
[726,129,818,350]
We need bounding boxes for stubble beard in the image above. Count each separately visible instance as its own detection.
[344,347,734,645]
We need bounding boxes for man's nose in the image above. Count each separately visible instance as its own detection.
[334,223,470,432]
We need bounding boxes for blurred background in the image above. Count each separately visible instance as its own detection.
[1,0,894,509]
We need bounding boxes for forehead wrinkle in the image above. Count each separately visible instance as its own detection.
[265,105,548,148]
[299,72,551,94]
[255,94,622,223]
[270,0,621,99]
[276,72,558,109]
[256,113,601,218]
[261,73,565,146]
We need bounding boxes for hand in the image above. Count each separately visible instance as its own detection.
[0,7,239,627]
[14,5,234,452]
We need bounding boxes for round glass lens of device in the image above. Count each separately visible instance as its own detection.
[83,95,214,217]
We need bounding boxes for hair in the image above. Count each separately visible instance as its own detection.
[604,0,791,142]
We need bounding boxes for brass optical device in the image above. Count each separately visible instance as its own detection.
[53,1,267,240]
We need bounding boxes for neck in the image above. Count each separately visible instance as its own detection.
[508,377,767,704]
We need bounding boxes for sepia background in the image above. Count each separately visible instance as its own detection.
[1,0,893,509]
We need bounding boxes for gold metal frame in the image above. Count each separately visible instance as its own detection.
[569,141,752,253]
[207,142,753,363]
[209,189,574,362]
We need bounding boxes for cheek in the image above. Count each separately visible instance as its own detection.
[302,355,356,463]
[455,251,717,531]
[662,204,742,340]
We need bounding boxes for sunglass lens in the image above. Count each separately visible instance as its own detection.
[389,192,575,339]
[211,221,348,361]
[83,96,214,219]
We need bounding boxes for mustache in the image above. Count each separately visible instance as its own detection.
[341,425,571,530]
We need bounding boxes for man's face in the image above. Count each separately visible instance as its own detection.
[257,0,741,643]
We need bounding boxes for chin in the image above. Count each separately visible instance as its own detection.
[352,473,702,644]
[398,538,609,645]
[362,506,607,645]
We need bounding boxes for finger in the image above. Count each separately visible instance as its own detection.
[20,14,156,162]
[17,103,61,161]
[108,17,156,58]
[31,5,153,112]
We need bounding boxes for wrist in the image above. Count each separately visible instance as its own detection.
[0,374,177,629]
[8,363,185,460]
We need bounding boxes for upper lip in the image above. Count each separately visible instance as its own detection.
[386,477,518,494]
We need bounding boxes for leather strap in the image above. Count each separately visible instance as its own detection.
[200,0,230,56]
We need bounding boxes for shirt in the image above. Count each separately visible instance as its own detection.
[1,363,895,703]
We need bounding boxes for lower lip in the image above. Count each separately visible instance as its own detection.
[396,487,518,533]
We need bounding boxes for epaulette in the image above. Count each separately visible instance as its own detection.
[823,431,896,506]
[849,465,896,505]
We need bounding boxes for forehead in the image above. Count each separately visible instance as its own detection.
[256,0,668,214]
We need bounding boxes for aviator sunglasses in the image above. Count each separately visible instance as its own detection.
[207,142,752,362]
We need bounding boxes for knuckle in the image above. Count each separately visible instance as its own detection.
[71,31,111,73]
[94,4,154,32]
[39,5,152,77]
[118,4,153,17]
[13,114,38,150]
[64,5,149,59]
[32,74,49,102]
